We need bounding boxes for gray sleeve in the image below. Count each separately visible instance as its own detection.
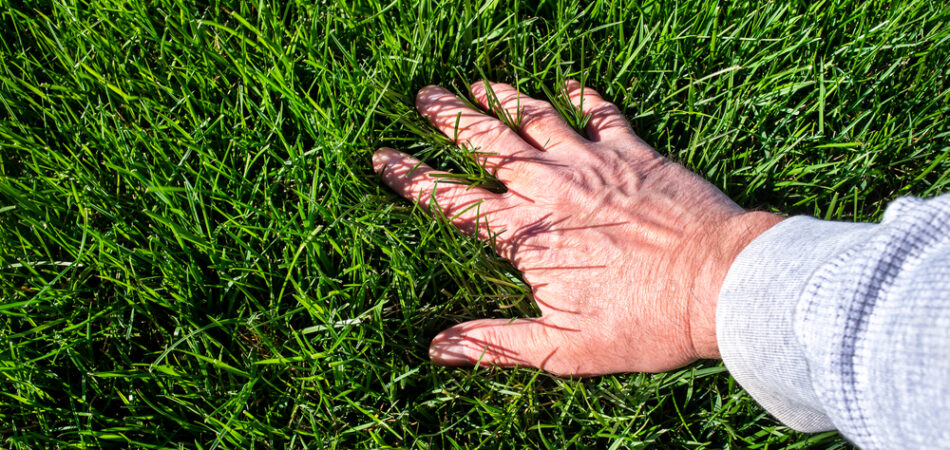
[717,195,950,448]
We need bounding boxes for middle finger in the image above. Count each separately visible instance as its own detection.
[416,85,545,186]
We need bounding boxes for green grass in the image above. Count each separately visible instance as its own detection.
[1,0,948,447]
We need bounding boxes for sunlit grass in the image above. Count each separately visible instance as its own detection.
[1,0,947,447]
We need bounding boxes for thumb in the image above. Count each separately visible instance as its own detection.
[429,318,572,374]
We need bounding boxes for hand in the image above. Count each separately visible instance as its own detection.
[373,81,783,376]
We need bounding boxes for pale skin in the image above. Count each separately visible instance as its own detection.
[373,80,784,376]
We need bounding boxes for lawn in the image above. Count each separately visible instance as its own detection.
[1,0,948,447]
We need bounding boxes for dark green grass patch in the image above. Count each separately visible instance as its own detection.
[1,0,947,447]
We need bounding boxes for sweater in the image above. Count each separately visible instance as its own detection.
[717,194,950,448]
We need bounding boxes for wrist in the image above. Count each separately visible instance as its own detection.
[689,211,784,359]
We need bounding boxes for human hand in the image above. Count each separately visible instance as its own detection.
[373,81,783,376]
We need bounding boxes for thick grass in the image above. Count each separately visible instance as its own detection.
[1,0,948,447]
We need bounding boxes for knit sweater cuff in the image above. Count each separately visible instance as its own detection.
[716,216,873,432]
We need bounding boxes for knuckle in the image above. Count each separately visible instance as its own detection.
[588,108,632,133]
[474,329,515,365]
[517,159,565,183]
[469,124,514,152]
[570,87,603,104]
[521,111,572,141]
[522,105,559,126]
[587,101,620,121]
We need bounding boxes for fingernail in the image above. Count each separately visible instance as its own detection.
[429,331,472,366]
[470,80,488,94]
[415,85,443,107]
[372,148,395,173]
[429,342,470,366]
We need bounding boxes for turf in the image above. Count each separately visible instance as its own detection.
[1,0,948,447]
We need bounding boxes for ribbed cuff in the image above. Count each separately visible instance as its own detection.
[717,216,873,432]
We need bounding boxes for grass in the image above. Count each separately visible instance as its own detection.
[1,0,948,447]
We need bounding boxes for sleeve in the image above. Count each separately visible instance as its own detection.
[716,194,950,449]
